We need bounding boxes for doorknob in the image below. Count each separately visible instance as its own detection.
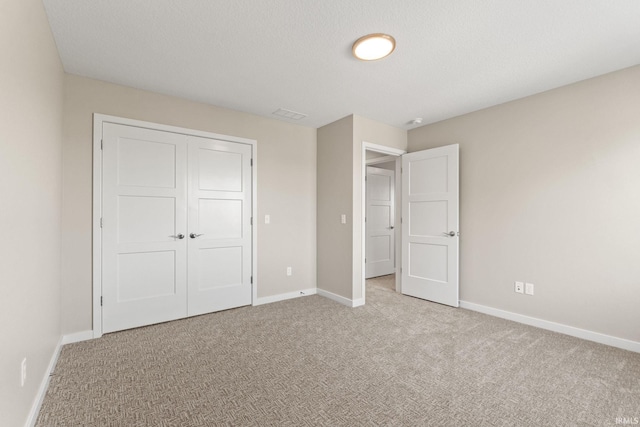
[443,231,456,237]
[390,226,394,230]
[190,233,204,239]
[171,234,185,239]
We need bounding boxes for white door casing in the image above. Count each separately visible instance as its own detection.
[98,118,255,335]
[365,166,395,278]
[102,123,189,333]
[187,136,252,316]
[401,144,459,307]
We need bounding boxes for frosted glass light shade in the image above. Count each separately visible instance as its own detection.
[352,34,396,61]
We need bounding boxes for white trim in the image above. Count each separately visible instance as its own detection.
[251,144,258,309]
[460,300,640,353]
[318,288,362,308]
[361,142,405,306]
[93,114,257,337]
[92,114,102,338]
[365,155,396,165]
[62,330,94,345]
[393,156,402,293]
[363,142,405,157]
[253,288,317,306]
[26,337,63,427]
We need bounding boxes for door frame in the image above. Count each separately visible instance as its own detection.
[361,142,405,302]
[92,114,257,338]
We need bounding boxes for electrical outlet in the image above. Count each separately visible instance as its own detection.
[265,214,270,224]
[525,282,534,295]
[21,358,27,387]
[341,214,347,224]
[514,281,524,294]
[286,267,292,276]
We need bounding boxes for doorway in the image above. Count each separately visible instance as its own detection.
[365,163,396,279]
[362,143,404,300]
[361,142,460,308]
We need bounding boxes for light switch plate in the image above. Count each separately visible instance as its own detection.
[525,282,534,295]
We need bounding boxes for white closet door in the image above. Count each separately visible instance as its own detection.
[102,123,188,333]
[187,136,253,316]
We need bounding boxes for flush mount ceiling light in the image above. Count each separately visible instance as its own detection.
[352,33,396,61]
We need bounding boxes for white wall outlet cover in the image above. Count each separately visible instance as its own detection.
[515,281,524,294]
[265,214,270,224]
[286,267,292,276]
[341,214,347,224]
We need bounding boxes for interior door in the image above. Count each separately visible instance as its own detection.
[401,144,459,307]
[365,166,395,278]
[187,136,253,316]
[102,123,188,333]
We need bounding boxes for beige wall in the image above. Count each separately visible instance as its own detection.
[0,0,64,425]
[317,116,354,298]
[62,75,317,334]
[408,65,640,342]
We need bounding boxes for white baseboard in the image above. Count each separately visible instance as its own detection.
[460,300,640,353]
[26,336,63,427]
[317,289,362,308]
[253,288,317,306]
[62,330,94,345]
[352,298,365,308]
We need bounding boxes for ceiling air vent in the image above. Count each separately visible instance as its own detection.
[272,108,307,120]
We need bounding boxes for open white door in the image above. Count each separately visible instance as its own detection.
[365,166,395,278]
[401,144,459,307]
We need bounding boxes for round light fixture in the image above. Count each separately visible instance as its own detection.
[352,33,396,61]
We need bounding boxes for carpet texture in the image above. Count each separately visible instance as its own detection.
[36,276,640,426]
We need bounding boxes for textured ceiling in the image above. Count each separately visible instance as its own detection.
[42,0,640,129]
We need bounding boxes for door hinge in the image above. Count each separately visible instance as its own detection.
[100,217,103,228]
[400,217,403,224]
[250,159,253,166]
[365,258,367,263]
[250,276,253,284]
[250,217,253,225]
[101,139,103,150]
[100,296,103,306]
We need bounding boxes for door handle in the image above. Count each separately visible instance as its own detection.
[190,233,204,239]
[390,226,394,230]
[443,231,456,237]
[171,234,185,239]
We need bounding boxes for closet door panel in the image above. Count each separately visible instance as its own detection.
[102,123,188,333]
[187,137,253,316]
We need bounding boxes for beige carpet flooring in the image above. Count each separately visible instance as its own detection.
[36,275,640,426]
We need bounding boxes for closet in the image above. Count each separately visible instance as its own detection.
[99,120,253,333]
